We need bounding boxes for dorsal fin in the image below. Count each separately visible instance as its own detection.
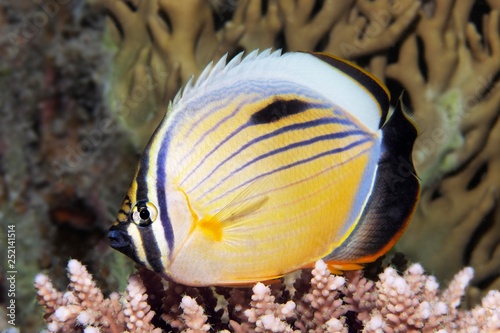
[311,53,390,128]
[168,49,388,133]
[173,49,283,107]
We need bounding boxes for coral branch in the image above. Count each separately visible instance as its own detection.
[123,275,160,332]
[326,0,421,59]
[179,296,211,332]
[35,274,64,317]
[36,260,500,332]
[279,0,352,52]
[387,1,500,181]
[149,0,240,83]
[231,0,281,51]
[35,260,159,333]
[295,260,347,332]
[243,282,297,332]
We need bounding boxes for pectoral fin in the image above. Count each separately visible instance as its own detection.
[196,180,269,242]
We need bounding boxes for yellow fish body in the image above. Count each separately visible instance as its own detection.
[109,50,420,286]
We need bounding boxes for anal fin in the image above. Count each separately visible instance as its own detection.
[325,261,364,274]
[223,274,285,287]
[301,260,365,274]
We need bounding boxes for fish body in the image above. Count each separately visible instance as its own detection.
[108,50,420,286]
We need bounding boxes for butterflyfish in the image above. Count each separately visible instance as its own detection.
[108,49,420,286]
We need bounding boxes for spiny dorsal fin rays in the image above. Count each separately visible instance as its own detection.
[173,49,283,108]
[172,49,383,135]
[172,55,221,106]
[194,60,216,90]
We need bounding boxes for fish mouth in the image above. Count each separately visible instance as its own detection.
[108,224,164,273]
[108,225,140,264]
[108,225,132,249]
[108,223,141,263]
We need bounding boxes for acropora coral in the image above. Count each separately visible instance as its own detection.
[35,260,160,332]
[36,259,500,332]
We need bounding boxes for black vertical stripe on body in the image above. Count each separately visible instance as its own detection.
[312,53,390,128]
[138,226,164,272]
[156,132,174,255]
[135,137,167,271]
[250,99,315,124]
[325,99,419,262]
[136,154,150,202]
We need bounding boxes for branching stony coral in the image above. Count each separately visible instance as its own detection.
[36,259,500,332]
[35,259,160,333]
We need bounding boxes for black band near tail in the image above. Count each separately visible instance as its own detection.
[327,98,420,261]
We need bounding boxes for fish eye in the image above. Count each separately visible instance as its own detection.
[139,208,150,220]
[131,201,158,227]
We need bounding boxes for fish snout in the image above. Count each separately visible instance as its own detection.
[108,224,143,265]
[108,225,132,250]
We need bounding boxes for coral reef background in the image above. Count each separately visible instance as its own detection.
[0,0,499,331]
